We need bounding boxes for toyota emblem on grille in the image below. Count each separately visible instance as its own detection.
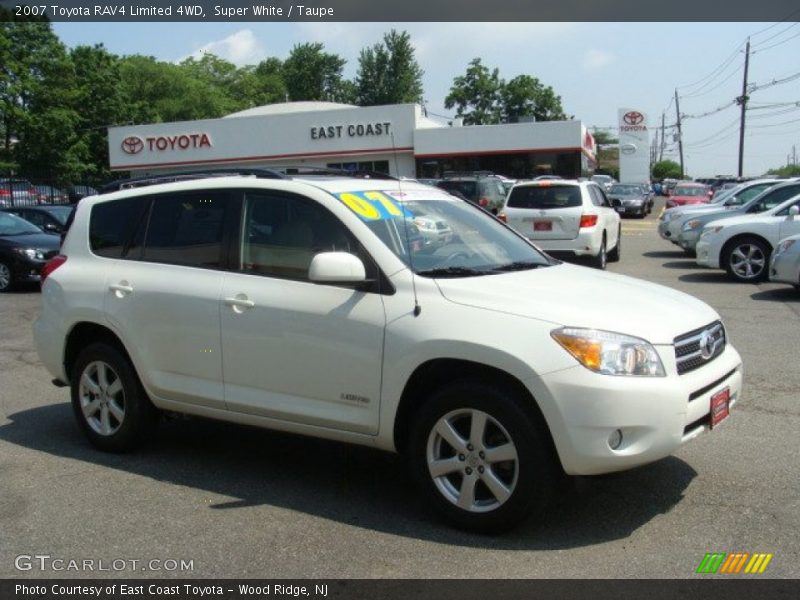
[121,136,144,155]
[699,330,716,359]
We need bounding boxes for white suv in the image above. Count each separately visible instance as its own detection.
[501,180,621,269]
[34,173,742,532]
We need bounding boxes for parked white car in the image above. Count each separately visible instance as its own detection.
[696,195,800,282]
[770,233,800,292]
[34,173,741,532]
[501,180,621,269]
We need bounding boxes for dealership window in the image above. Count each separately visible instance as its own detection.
[327,160,389,174]
[416,151,581,180]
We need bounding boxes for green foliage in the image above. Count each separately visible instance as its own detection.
[444,58,503,125]
[766,164,800,177]
[283,42,348,102]
[355,30,424,106]
[445,59,568,126]
[591,130,618,145]
[652,160,683,180]
[501,74,568,122]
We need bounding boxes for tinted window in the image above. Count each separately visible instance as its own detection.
[90,197,149,259]
[750,185,800,213]
[239,192,360,281]
[142,192,229,268]
[507,185,582,209]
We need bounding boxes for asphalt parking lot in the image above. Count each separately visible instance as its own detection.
[1,197,798,579]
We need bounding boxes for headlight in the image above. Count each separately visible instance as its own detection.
[12,247,45,260]
[551,327,665,377]
[700,225,724,239]
[775,238,796,255]
[682,219,702,231]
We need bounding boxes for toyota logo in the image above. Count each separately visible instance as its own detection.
[699,330,717,360]
[121,136,144,155]
[623,111,645,126]
[621,143,637,155]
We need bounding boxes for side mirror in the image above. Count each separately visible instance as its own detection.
[309,252,366,284]
[789,205,800,218]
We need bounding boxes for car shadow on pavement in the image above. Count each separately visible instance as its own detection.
[642,250,688,259]
[0,403,697,549]
[660,261,702,270]
[750,288,800,303]
[678,272,736,284]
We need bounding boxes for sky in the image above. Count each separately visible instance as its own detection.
[52,21,800,177]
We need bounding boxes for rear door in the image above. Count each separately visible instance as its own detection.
[505,184,583,240]
[778,197,800,241]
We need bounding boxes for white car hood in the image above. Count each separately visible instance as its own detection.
[435,263,719,345]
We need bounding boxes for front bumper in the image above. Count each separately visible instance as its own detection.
[8,255,46,283]
[675,228,701,251]
[532,344,742,476]
[695,239,719,268]
[770,251,800,285]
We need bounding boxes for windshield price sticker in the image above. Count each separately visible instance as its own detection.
[337,191,413,221]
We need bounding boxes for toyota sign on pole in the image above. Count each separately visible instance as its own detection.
[618,108,650,183]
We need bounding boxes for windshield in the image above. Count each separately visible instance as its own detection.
[334,189,552,277]
[0,212,43,235]
[44,206,73,224]
[609,185,640,196]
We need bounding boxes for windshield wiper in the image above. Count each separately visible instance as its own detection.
[492,261,547,272]
[416,266,494,278]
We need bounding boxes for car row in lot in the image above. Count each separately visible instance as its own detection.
[33,169,741,532]
[0,178,97,208]
[0,211,62,292]
[658,177,800,289]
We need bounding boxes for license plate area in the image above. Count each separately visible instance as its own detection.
[533,221,552,232]
[710,387,730,428]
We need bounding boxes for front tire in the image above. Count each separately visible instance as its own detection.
[408,380,557,533]
[0,261,13,292]
[71,343,157,452]
[722,236,771,283]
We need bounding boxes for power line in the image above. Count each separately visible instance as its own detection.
[752,31,800,55]
[751,22,799,48]
[749,70,800,93]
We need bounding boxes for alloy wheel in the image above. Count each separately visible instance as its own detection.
[78,360,126,436]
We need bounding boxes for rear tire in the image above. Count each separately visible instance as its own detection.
[408,380,557,533]
[70,343,157,452]
[608,227,621,263]
[590,237,607,270]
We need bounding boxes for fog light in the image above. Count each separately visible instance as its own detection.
[608,429,623,450]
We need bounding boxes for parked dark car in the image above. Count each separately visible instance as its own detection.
[607,183,651,218]
[1,205,74,235]
[436,173,508,213]
[0,212,61,291]
[67,185,99,204]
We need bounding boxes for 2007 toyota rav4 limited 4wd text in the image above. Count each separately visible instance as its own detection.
[34,173,743,532]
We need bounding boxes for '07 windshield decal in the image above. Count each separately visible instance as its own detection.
[336,191,413,221]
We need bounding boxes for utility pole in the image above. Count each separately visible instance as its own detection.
[660,112,666,162]
[737,38,751,178]
[674,90,684,178]
[793,144,797,166]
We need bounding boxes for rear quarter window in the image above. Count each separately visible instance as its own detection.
[89,197,149,258]
[507,185,582,209]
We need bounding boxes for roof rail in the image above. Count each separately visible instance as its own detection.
[99,168,286,194]
[98,165,397,194]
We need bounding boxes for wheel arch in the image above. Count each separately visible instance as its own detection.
[64,321,134,384]
[392,358,558,464]
[721,232,773,257]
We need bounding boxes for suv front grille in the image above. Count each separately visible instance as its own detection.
[674,321,726,375]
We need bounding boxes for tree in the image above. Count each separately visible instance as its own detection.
[282,43,348,102]
[178,53,245,113]
[766,164,800,177]
[355,30,424,106]
[591,130,618,145]
[0,21,81,182]
[652,159,683,180]
[244,57,288,105]
[444,58,503,125]
[500,74,568,122]
[69,44,126,182]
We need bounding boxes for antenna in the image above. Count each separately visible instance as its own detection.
[390,132,421,317]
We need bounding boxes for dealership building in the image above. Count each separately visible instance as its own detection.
[108,102,597,179]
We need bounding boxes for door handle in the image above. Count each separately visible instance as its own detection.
[224,296,255,311]
[109,282,133,297]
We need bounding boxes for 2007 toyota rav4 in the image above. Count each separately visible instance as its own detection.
[34,173,742,532]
